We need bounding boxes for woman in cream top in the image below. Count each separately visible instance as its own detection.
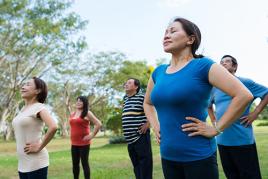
[12,77,57,179]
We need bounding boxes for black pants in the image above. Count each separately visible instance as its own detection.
[161,153,218,179]
[71,145,90,179]
[127,131,153,179]
[18,166,48,179]
[218,143,262,179]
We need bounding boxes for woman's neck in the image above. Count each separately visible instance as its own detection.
[170,48,193,67]
[75,109,83,114]
[24,98,38,106]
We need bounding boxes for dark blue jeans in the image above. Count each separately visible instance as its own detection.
[161,153,218,179]
[18,166,48,179]
[127,131,153,179]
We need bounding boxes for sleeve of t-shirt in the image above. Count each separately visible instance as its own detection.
[197,57,216,82]
[243,78,268,99]
[34,103,46,118]
[152,64,166,83]
[134,93,145,103]
[139,94,145,102]
[122,95,127,106]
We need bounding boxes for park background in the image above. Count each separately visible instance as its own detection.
[0,0,267,178]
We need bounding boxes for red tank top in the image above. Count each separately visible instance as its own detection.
[69,113,91,146]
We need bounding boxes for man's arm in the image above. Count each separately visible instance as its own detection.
[241,93,268,127]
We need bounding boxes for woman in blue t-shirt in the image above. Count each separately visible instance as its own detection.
[143,17,254,179]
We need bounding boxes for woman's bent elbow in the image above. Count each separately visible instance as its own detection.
[99,123,102,129]
[96,122,102,129]
[242,91,254,104]
[51,125,58,133]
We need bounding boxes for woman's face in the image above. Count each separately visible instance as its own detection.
[20,79,39,99]
[76,98,84,109]
[163,21,191,53]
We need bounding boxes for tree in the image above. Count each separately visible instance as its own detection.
[63,53,154,137]
[101,60,153,93]
[106,108,122,135]
[46,51,127,137]
[96,59,154,136]
[0,0,87,140]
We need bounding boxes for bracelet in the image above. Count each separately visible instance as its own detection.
[213,122,223,135]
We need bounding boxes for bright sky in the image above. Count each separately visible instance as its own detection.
[72,0,268,85]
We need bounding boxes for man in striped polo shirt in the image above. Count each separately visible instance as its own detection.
[122,78,153,179]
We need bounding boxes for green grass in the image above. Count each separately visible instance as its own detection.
[0,127,268,179]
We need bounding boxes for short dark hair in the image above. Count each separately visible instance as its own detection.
[221,55,238,72]
[32,77,48,103]
[128,78,141,93]
[77,96,89,119]
[172,17,203,58]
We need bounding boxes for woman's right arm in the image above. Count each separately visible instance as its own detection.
[87,111,102,140]
[143,77,160,144]
[24,109,57,154]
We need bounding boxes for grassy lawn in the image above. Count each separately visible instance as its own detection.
[0,127,267,179]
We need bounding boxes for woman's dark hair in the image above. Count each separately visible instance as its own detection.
[77,96,89,119]
[32,77,48,103]
[172,17,203,58]
[128,78,141,93]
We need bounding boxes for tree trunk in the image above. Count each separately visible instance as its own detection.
[61,81,71,138]
[5,123,14,141]
[1,108,11,141]
[61,120,69,138]
[1,108,10,123]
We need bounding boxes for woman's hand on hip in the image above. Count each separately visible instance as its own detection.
[82,134,92,141]
[181,117,218,138]
[24,142,41,154]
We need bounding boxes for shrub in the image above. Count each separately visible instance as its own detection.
[256,121,268,126]
[109,136,126,144]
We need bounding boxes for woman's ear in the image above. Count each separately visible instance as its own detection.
[187,35,195,45]
[35,89,41,95]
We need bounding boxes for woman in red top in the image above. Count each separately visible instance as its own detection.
[69,96,102,179]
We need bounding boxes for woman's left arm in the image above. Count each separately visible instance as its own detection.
[182,64,253,137]
[24,109,57,154]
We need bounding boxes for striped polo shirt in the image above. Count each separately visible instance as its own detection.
[122,93,147,144]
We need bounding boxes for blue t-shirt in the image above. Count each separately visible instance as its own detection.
[151,57,216,162]
[210,77,268,146]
